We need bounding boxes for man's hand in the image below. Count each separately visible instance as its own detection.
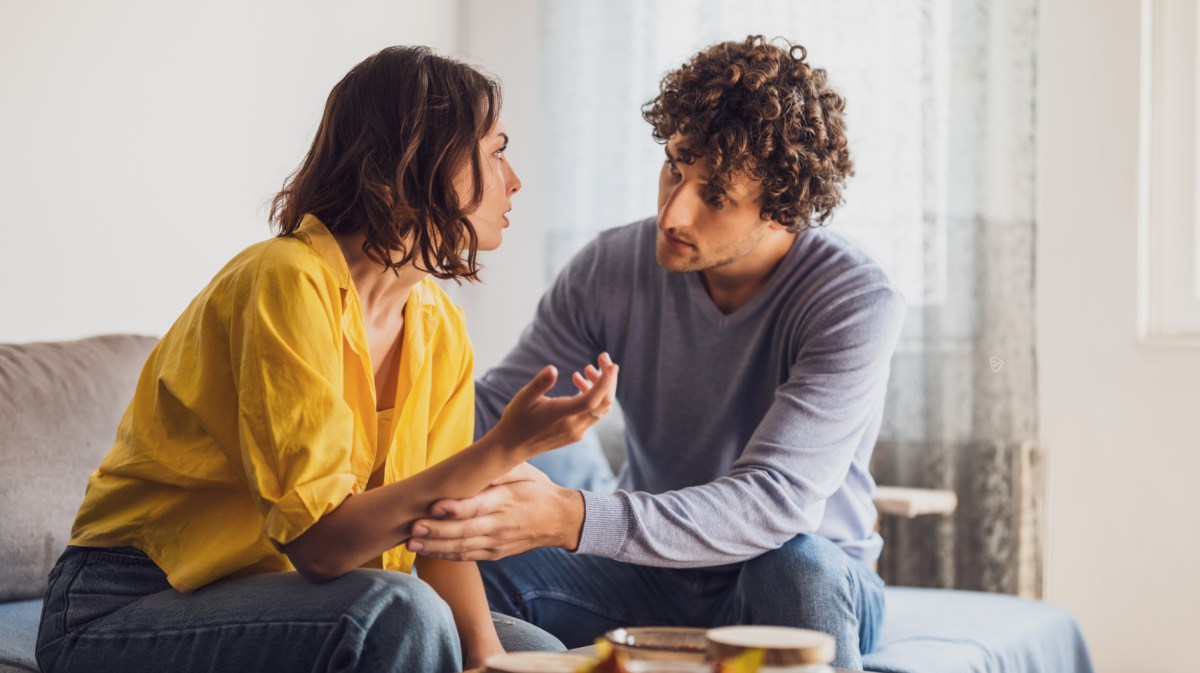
[406,463,585,561]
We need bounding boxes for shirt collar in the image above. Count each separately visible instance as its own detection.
[296,214,437,309]
[296,214,352,290]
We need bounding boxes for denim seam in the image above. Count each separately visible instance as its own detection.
[55,555,89,637]
[513,589,642,626]
[82,550,158,566]
[71,619,346,642]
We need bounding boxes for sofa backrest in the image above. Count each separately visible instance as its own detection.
[0,335,157,601]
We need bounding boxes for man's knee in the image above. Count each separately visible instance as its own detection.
[739,534,853,601]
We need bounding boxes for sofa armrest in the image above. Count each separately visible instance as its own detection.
[873,486,958,518]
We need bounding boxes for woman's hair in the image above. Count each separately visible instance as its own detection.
[642,35,853,232]
[271,46,500,281]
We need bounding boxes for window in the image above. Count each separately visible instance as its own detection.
[1140,0,1200,342]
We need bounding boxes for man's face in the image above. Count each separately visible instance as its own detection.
[655,135,776,273]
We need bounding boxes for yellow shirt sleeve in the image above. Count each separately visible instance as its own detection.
[231,248,360,547]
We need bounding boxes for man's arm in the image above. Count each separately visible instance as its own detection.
[412,282,906,566]
[575,285,906,565]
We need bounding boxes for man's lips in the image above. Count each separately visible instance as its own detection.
[662,231,695,249]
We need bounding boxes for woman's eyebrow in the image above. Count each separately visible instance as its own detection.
[496,132,510,146]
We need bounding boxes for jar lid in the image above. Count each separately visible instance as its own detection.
[706,626,836,665]
[484,652,591,673]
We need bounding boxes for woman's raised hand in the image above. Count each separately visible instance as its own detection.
[488,353,618,460]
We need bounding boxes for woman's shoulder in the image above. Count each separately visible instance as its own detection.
[217,235,344,293]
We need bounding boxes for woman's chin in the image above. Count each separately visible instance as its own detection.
[475,233,503,252]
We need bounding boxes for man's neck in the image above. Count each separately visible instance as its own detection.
[700,230,797,314]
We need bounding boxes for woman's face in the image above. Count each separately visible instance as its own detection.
[458,118,521,252]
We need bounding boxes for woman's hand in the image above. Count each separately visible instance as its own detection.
[487,353,618,460]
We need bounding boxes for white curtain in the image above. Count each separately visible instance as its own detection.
[523,0,1041,596]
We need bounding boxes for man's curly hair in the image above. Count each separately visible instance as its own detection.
[643,35,852,232]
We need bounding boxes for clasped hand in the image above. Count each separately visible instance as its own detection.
[406,462,573,561]
[406,353,617,561]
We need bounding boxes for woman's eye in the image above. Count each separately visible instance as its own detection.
[494,146,508,159]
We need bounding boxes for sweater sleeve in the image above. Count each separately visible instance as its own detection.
[575,283,907,566]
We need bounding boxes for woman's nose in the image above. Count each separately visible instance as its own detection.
[505,161,522,194]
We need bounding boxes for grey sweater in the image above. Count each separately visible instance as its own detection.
[475,217,906,567]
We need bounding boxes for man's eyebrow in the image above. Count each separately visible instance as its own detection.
[664,146,675,160]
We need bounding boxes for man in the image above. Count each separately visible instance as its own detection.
[407,35,906,670]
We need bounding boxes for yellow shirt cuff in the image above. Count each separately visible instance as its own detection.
[263,473,360,547]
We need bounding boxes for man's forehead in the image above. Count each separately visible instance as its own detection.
[667,137,763,200]
[665,135,695,157]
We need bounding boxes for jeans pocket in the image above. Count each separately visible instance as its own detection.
[37,551,87,655]
[58,548,169,634]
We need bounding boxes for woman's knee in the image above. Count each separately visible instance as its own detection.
[335,570,460,672]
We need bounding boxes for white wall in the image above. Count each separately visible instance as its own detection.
[0,0,457,342]
[1038,1,1200,672]
[449,0,550,371]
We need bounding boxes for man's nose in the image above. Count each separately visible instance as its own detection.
[659,183,702,230]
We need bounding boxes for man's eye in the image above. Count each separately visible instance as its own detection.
[665,159,681,175]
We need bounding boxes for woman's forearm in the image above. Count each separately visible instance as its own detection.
[283,431,525,582]
[284,356,616,582]
[416,557,504,667]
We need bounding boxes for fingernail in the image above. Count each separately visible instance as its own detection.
[414,525,428,536]
[408,540,424,551]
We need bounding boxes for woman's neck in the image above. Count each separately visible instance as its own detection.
[332,232,427,322]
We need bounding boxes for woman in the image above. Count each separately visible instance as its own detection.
[35,46,617,673]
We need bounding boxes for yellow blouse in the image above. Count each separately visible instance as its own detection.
[69,215,475,591]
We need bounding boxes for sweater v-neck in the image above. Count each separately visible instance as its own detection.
[683,231,809,328]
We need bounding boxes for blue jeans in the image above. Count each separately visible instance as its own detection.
[480,535,885,670]
[36,546,563,673]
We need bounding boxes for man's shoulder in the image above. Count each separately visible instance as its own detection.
[770,227,907,337]
[791,227,902,299]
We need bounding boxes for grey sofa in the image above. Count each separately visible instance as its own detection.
[0,335,1095,673]
[1,335,158,673]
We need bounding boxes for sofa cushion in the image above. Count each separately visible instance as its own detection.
[863,587,1094,673]
[0,335,157,602]
[0,600,40,673]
